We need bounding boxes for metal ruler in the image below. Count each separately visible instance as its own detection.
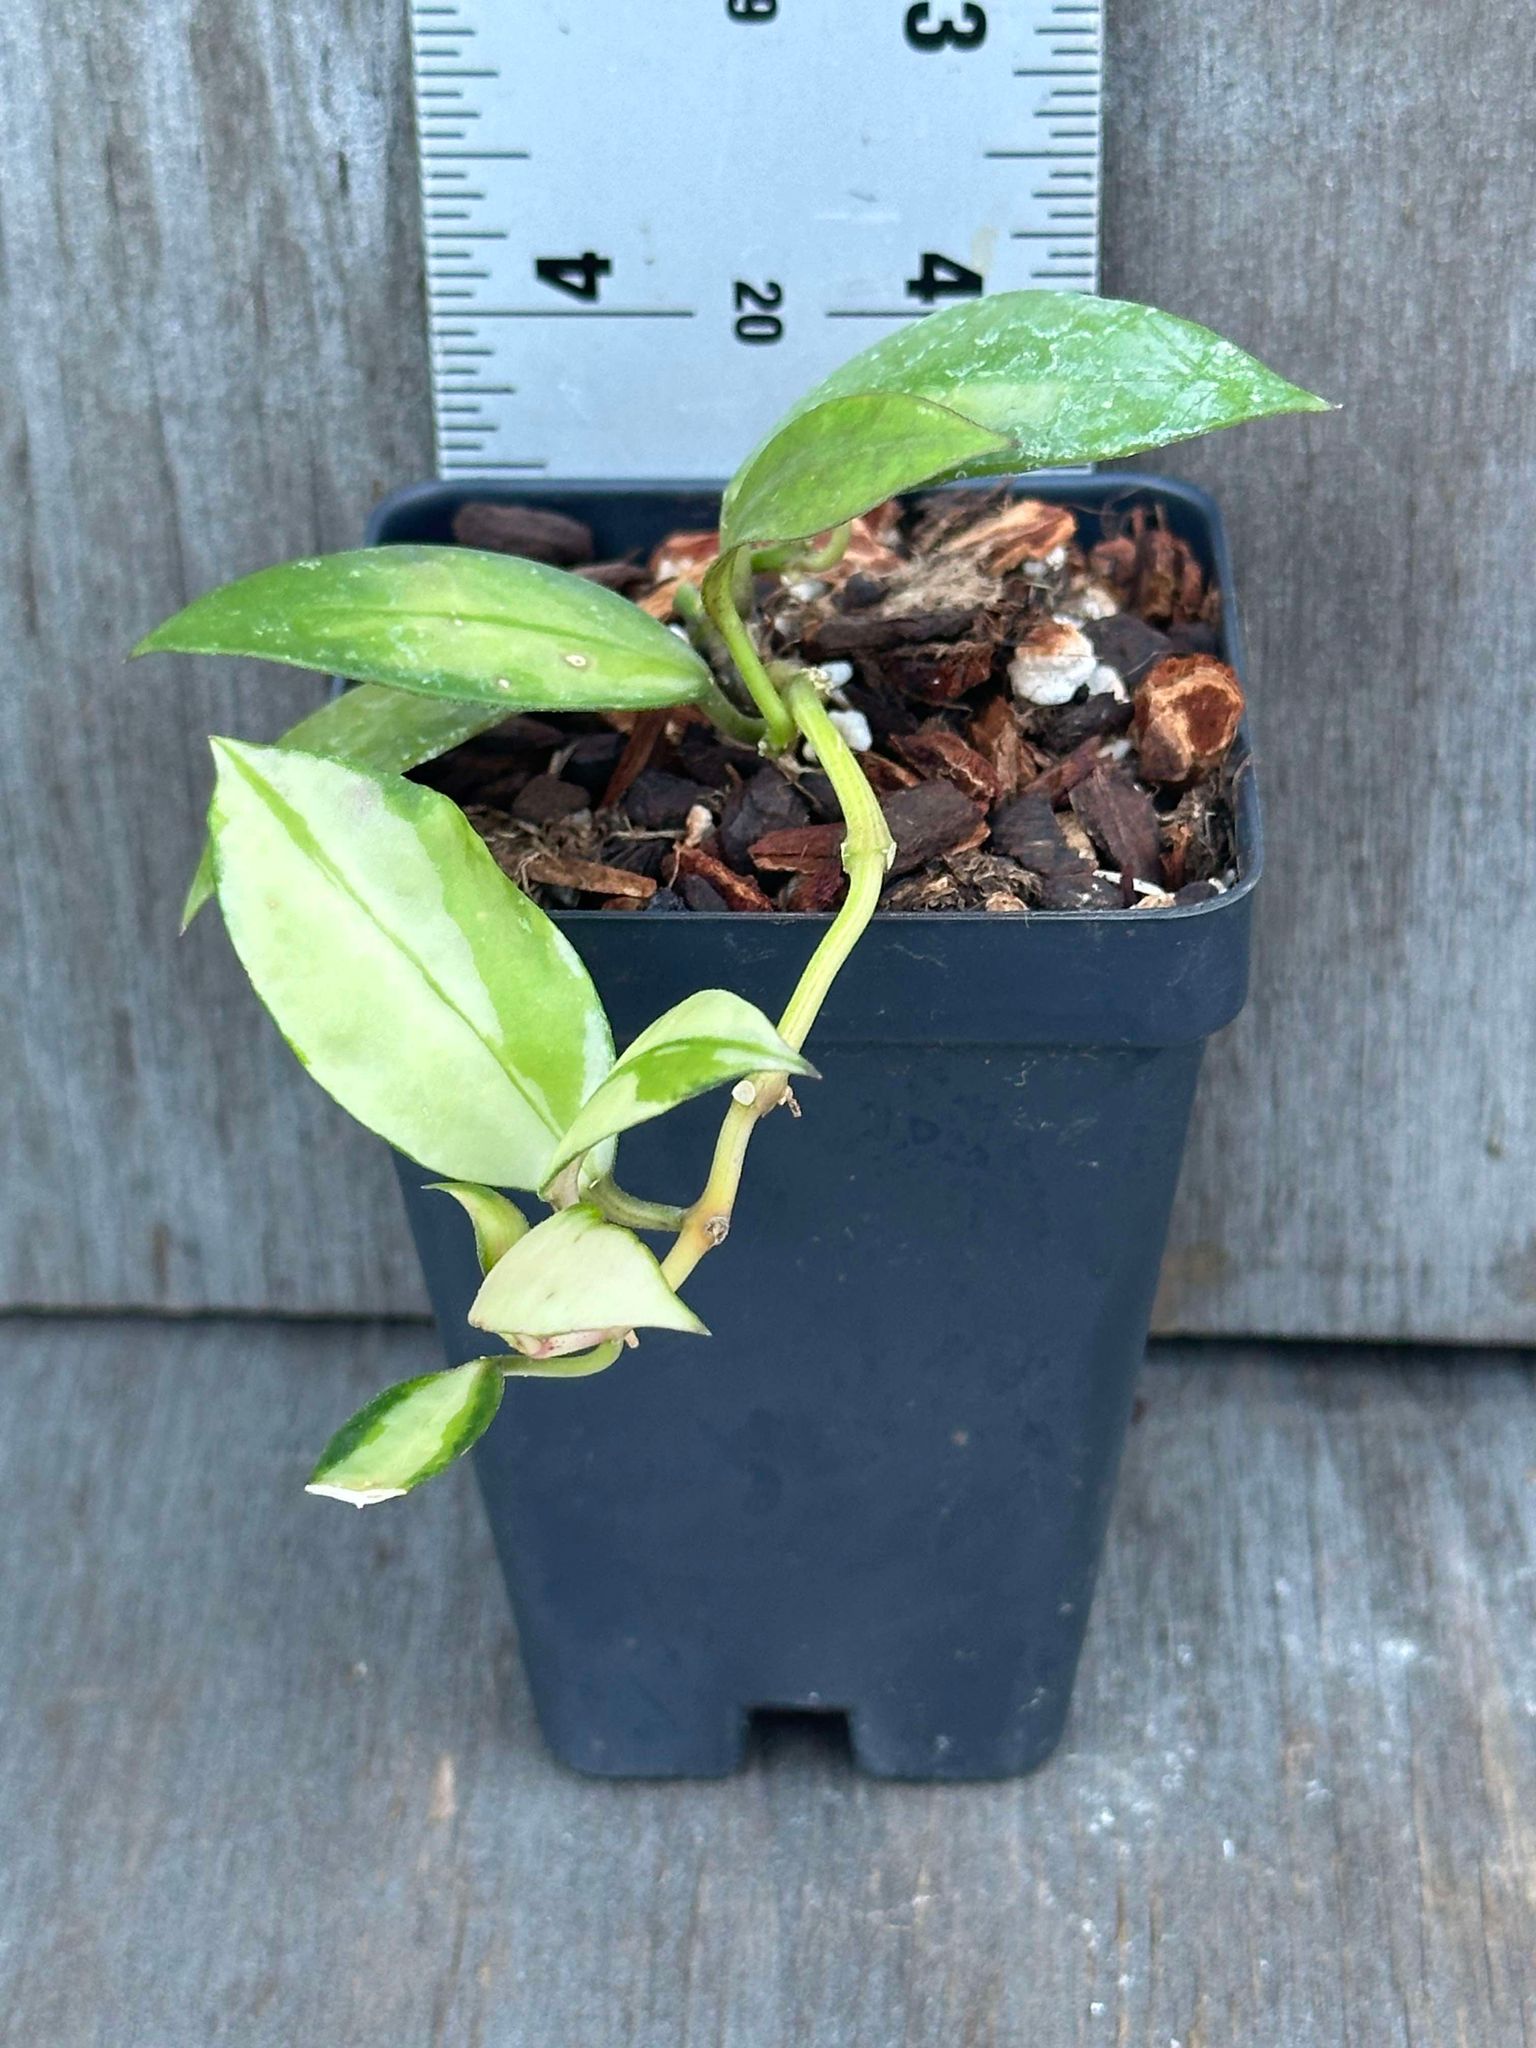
[412,0,1102,481]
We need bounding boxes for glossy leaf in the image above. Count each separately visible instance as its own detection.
[429,1181,530,1275]
[207,740,612,1188]
[721,291,1330,551]
[182,682,517,929]
[543,989,817,1187]
[306,1359,503,1506]
[469,1204,708,1357]
[135,545,712,712]
[720,391,1009,553]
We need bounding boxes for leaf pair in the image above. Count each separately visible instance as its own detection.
[303,1193,672,1507]
[207,738,814,1191]
[718,289,1331,556]
[207,745,813,1504]
[136,544,718,925]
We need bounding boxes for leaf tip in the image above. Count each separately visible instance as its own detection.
[304,1481,408,1508]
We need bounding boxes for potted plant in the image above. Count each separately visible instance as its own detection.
[138,293,1326,1778]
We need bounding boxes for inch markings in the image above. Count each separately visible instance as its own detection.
[411,0,1100,478]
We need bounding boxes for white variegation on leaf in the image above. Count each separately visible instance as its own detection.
[182,682,519,929]
[542,989,817,1189]
[306,1359,504,1506]
[135,546,713,713]
[470,1204,708,1357]
[207,741,613,1189]
[429,1181,530,1275]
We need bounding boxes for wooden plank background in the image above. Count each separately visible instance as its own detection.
[2,0,1532,1334]
[5,1319,1534,2042]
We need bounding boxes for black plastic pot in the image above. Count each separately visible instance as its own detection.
[368,474,1259,1780]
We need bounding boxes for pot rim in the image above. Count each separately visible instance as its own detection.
[363,468,1261,928]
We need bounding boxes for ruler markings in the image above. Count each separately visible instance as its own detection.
[415,4,1099,477]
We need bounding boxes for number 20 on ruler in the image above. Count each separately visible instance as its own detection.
[531,1,994,346]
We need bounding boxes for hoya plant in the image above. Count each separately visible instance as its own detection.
[137,292,1326,1506]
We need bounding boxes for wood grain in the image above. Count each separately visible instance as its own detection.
[2,0,1534,1333]
[1103,0,1536,1337]
[0,0,432,1311]
[2,1318,1532,2044]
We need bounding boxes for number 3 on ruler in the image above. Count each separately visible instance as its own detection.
[903,3,987,50]
[733,280,783,344]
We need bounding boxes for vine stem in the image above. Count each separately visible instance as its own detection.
[672,582,767,747]
[660,670,893,1292]
[702,555,798,752]
[589,1175,685,1235]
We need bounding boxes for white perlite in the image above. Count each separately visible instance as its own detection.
[1008,619,1099,705]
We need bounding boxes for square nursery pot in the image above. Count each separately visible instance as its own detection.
[367,472,1259,1780]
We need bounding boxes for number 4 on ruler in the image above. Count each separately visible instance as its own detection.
[906,252,985,303]
[535,253,613,302]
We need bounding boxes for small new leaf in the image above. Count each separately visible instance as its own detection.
[720,391,1010,554]
[306,1359,503,1506]
[470,1204,708,1356]
[207,741,612,1188]
[543,989,816,1188]
[429,1181,530,1275]
[182,682,518,928]
[136,545,712,713]
[722,291,1331,552]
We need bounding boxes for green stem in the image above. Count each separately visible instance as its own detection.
[660,670,892,1292]
[673,583,766,747]
[504,1336,624,1379]
[749,523,851,576]
[702,556,797,752]
[589,1175,686,1235]
[773,673,894,1052]
[696,674,767,748]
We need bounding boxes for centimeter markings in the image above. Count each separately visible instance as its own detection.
[412,0,1100,480]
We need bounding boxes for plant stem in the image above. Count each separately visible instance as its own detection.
[749,523,851,576]
[772,674,894,1051]
[696,675,766,747]
[672,583,766,746]
[660,670,893,1292]
[589,1175,686,1235]
[702,556,798,752]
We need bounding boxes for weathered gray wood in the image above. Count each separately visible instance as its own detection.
[1106,2,1536,1337]
[0,0,433,1312]
[2,1318,1533,2045]
[2,0,1534,1333]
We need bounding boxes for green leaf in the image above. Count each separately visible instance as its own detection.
[306,1359,503,1506]
[470,1204,707,1357]
[720,391,1010,553]
[208,740,612,1188]
[542,989,817,1188]
[429,1181,530,1275]
[721,291,1331,551]
[135,545,712,712]
[182,682,518,929]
